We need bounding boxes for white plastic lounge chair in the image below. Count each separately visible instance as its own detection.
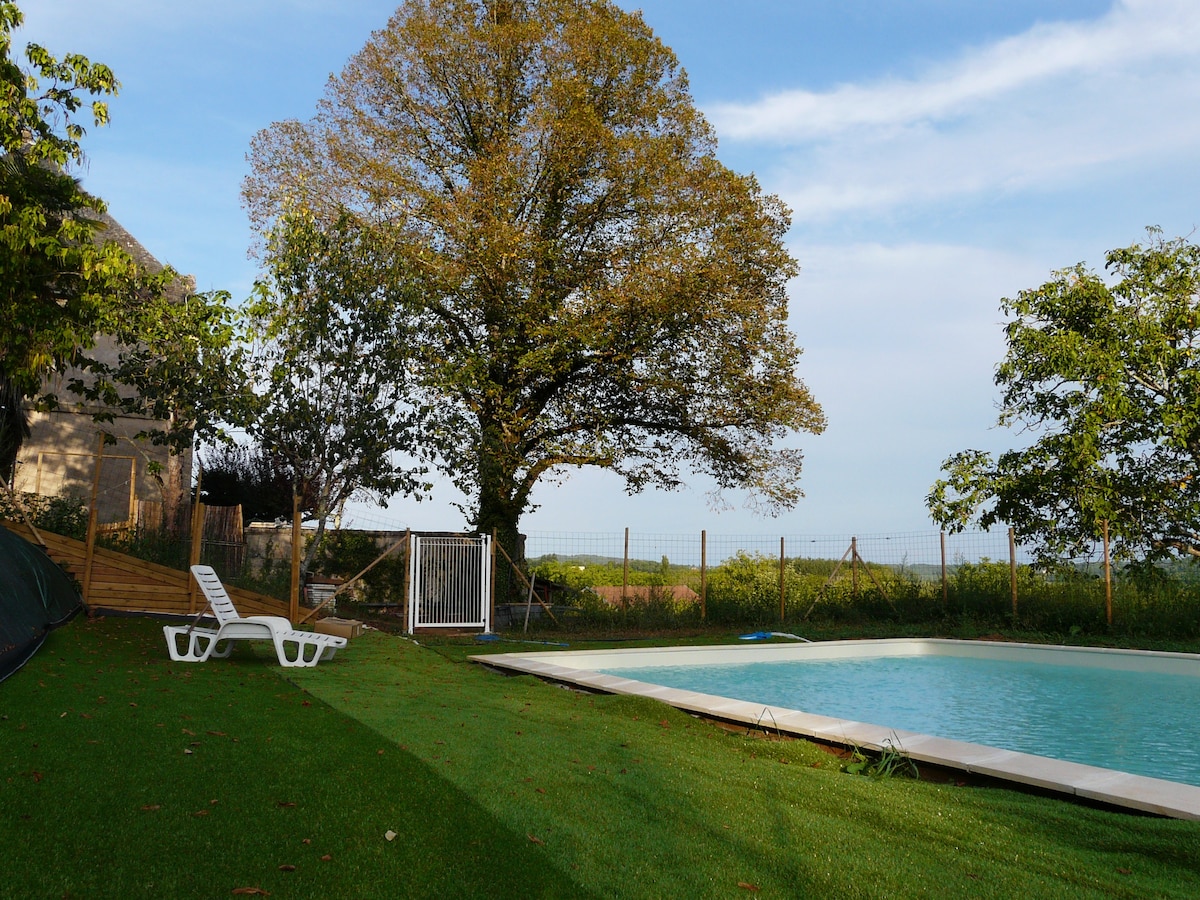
[163,565,347,667]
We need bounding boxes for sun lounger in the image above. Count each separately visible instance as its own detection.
[163,565,347,666]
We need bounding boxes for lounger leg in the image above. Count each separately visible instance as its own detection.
[163,625,219,663]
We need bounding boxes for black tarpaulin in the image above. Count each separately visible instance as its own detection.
[0,526,82,682]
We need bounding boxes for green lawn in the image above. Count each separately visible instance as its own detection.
[3,617,1199,898]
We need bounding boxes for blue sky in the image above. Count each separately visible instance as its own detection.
[18,0,1200,538]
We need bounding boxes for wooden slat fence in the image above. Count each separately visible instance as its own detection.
[2,519,290,619]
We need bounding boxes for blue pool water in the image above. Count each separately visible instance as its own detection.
[602,655,1200,786]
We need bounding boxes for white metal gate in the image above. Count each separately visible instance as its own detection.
[407,533,492,634]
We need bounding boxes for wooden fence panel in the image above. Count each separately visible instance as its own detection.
[2,519,290,619]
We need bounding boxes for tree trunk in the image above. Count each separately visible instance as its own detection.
[472,422,528,602]
[0,376,30,484]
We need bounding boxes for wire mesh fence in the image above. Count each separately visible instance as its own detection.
[7,462,1197,637]
[525,529,1026,572]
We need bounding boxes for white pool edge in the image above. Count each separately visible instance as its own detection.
[471,638,1200,820]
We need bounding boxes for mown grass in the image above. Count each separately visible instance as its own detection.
[4,617,1200,898]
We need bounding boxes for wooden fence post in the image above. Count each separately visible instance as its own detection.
[940,531,948,606]
[700,530,707,622]
[850,536,859,600]
[82,433,105,606]
[779,537,786,622]
[622,527,630,605]
[1103,519,1112,626]
[289,491,301,622]
[1008,527,1018,620]
[403,529,412,632]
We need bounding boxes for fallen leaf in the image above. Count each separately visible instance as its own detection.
[193,810,209,818]
[737,882,761,892]
[535,787,546,794]
[528,834,544,845]
[278,864,296,872]
[207,730,227,737]
[377,749,384,755]
[183,749,193,755]
[1117,868,1132,875]
[182,728,195,736]
[276,801,296,808]
[320,855,332,862]
[302,839,312,845]
[141,805,161,812]
[231,889,270,896]
[385,830,397,842]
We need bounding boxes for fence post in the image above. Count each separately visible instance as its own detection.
[1103,519,1112,626]
[289,491,301,622]
[187,498,205,614]
[850,536,859,600]
[403,529,412,632]
[490,528,498,630]
[622,526,630,605]
[700,530,707,622]
[940,531,948,606]
[779,537,786,622]
[1008,527,1018,620]
[82,433,105,606]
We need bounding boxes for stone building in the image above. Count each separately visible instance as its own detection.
[12,213,195,530]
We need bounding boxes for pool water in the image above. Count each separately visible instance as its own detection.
[603,655,1200,786]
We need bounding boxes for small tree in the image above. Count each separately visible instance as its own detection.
[928,229,1200,564]
[236,209,430,576]
[244,0,825,557]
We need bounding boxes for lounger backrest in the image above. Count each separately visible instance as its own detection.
[190,565,241,625]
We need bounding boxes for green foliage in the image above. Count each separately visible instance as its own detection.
[198,442,309,523]
[929,229,1200,565]
[0,490,87,538]
[78,289,244,455]
[0,1,160,479]
[315,530,408,607]
[244,0,824,550]
[841,736,920,780]
[234,209,432,575]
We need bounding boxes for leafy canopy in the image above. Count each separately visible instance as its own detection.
[244,0,824,546]
[232,209,432,573]
[928,229,1200,564]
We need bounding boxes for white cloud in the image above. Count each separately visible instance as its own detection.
[708,0,1200,222]
[711,0,1200,142]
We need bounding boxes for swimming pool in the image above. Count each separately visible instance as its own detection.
[472,639,1200,819]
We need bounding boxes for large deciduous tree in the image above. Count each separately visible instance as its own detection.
[928,230,1200,565]
[244,0,824,551]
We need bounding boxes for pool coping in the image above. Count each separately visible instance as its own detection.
[470,638,1200,820]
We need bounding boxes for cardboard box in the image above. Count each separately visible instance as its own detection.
[314,617,364,639]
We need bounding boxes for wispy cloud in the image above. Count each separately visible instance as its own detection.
[708,0,1200,221]
[711,0,1200,142]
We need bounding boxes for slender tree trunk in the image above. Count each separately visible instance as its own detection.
[0,376,30,484]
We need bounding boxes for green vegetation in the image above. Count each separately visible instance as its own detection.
[4,616,1199,897]
[531,552,1200,641]
[929,229,1200,565]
